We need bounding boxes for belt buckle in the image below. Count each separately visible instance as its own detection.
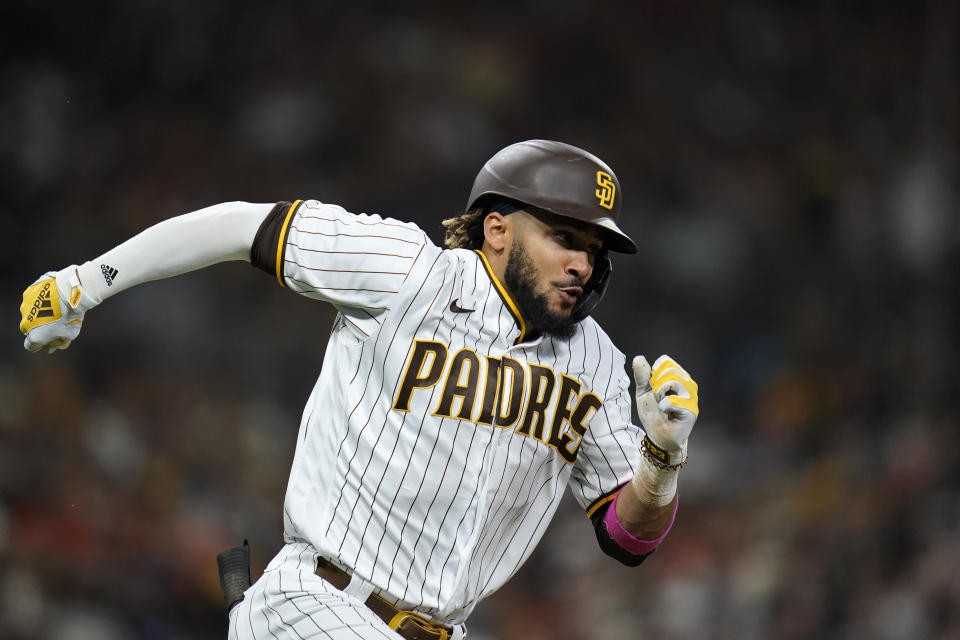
[388,610,450,640]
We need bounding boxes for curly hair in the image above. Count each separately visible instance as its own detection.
[441,208,487,250]
[442,197,526,250]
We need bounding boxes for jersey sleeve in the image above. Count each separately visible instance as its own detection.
[567,359,655,565]
[251,199,437,317]
[569,354,643,511]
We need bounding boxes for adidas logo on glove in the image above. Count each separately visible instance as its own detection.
[26,281,56,323]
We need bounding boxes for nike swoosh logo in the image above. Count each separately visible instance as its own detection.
[449,299,475,314]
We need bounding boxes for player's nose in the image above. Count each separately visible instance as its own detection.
[565,249,592,283]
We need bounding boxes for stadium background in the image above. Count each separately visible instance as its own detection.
[1,2,957,638]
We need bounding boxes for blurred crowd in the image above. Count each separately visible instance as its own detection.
[1,2,957,639]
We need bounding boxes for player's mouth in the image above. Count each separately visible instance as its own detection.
[556,286,582,306]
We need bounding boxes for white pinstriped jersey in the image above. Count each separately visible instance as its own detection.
[261,199,643,625]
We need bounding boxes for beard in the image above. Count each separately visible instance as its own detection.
[503,240,580,339]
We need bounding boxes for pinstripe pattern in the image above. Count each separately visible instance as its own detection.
[251,199,643,631]
[230,543,403,640]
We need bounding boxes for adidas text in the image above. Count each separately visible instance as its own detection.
[27,282,55,322]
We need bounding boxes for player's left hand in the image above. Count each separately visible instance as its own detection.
[633,354,699,467]
[19,266,96,354]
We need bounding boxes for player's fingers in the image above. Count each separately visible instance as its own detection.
[652,370,698,395]
[659,391,699,417]
[656,379,688,399]
[32,336,71,354]
[655,374,699,415]
[638,388,660,422]
[24,327,49,353]
[652,355,693,384]
[632,355,652,392]
[23,335,43,353]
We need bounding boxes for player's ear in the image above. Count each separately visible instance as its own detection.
[482,212,510,253]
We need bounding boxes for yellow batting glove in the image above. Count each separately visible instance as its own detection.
[20,266,94,354]
[633,354,699,467]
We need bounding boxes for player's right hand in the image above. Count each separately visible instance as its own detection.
[19,266,95,354]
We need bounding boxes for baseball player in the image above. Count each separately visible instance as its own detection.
[19,140,700,640]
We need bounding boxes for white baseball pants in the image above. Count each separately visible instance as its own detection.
[227,542,466,640]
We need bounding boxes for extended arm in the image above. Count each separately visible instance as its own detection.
[19,201,273,352]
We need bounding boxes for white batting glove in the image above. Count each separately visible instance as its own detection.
[19,266,97,354]
[633,354,699,467]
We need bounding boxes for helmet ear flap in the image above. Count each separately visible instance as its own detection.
[571,251,611,322]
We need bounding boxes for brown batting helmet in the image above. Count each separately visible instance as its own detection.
[466,139,637,254]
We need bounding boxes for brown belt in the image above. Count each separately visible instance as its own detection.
[315,557,452,640]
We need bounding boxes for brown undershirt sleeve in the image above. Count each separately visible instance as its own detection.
[250,200,297,281]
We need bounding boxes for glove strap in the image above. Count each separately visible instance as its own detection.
[66,269,84,309]
[641,436,686,470]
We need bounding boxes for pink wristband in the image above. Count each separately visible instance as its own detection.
[603,490,678,555]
